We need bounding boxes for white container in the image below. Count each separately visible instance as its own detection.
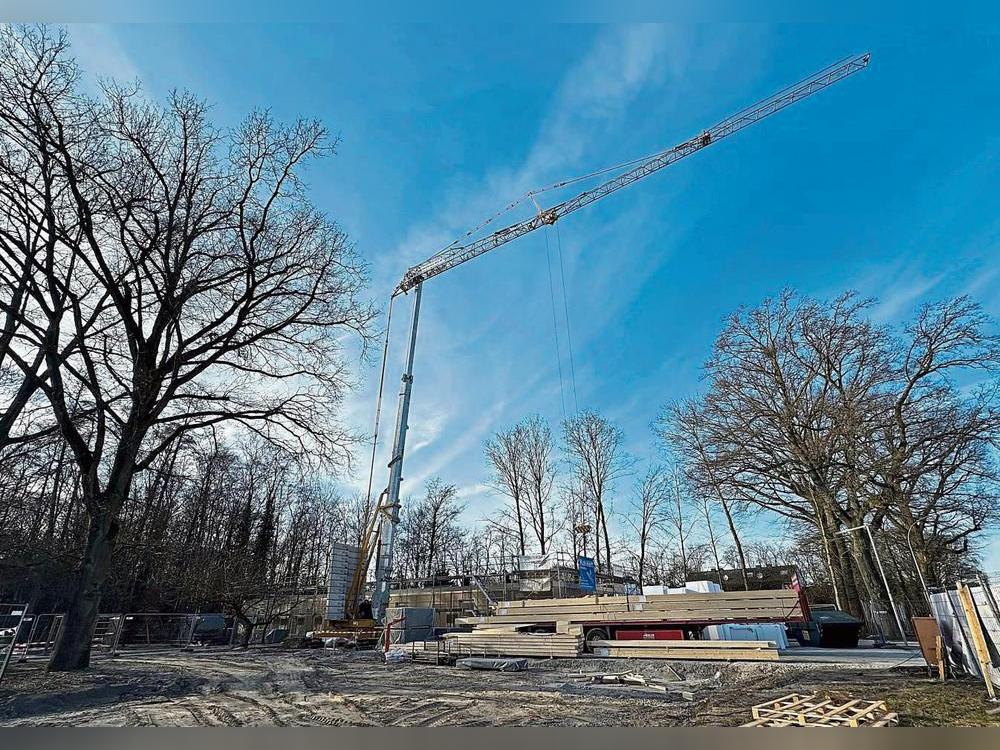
[702,622,789,649]
[684,580,722,593]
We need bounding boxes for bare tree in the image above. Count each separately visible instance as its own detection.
[562,410,632,572]
[658,400,751,589]
[423,478,463,578]
[520,415,559,554]
[396,478,464,579]
[664,466,693,583]
[623,464,670,587]
[658,290,999,618]
[333,491,378,551]
[866,297,1000,588]
[484,423,527,555]
[0,26,375,669]
[559,477,592,561]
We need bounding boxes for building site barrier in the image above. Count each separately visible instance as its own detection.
[0,602,28,686]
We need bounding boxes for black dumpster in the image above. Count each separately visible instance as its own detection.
[788,608,863,648]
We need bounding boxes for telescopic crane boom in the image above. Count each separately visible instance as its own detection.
[368,52,870,623]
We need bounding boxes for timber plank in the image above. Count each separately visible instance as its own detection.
[496,590,799,608]
[592,646,778,662]
[596,642,774,649]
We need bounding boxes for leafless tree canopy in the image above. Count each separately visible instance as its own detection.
[621,464,670,587]
[395,478,467,580]
[659,291,999,619]
[3,27,999,670]
[484,415,560,556]
[562,410,634,572]
[0,26,375,669]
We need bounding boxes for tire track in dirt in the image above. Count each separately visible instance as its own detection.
[387,698,478,727]
[224,691,290,726]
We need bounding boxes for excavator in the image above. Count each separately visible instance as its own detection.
[317,53,871,640]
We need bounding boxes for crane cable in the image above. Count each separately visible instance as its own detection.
[543,228,567,420]
[555,222,578,413]
[363,293,395,510]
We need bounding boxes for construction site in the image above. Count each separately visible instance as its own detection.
[2,23,1000,730]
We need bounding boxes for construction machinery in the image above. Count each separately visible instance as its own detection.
[330,53,871,629]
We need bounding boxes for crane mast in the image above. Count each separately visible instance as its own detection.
[368,53,870,623]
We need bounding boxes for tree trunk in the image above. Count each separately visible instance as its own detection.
[592,505,602,571]
[829,525,864,617]
[638,532,647,589]
[514,493,526,556]
[536,495,546,555]
[47,505,119,671]
[703,501,723,580]
[719,497,749,590]
[599,502,612,572]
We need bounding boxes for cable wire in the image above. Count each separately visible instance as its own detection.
[364,294,395,508]
[554,222,578,413]
[543,228,567,420]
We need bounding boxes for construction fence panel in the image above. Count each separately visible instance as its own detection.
[16,612,63,662]
[0,602,29,685]
[931,584,1000,683]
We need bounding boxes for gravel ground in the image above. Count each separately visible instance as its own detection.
[1,648,996,727]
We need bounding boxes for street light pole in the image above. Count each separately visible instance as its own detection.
[838,524,909,647]
[906,520,932,608]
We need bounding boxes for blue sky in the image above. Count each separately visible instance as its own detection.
[66,23,1000,568]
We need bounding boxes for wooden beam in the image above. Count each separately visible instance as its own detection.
[957,582,996,700]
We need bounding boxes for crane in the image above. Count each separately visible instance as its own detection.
[359,52,870,624]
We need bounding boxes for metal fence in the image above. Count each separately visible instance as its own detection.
[859,599,912,644]
[2,610,238,668]
[0,602,29,685]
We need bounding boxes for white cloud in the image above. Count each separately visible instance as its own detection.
[381,26,676,290]
[66,24,143,89]
[847,258,945,323]
[351,26,743,532]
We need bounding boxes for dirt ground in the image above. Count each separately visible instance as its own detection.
[1,647,997,727]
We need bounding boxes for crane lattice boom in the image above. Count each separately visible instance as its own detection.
[396,52,869,296]
[366,53,870,624]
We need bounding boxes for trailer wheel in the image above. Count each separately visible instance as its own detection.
[585,627,609,651]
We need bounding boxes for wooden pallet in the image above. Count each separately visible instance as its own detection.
[742,693,898,727]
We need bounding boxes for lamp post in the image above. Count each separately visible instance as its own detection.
[906,520,933,608]
[838,524,909,647]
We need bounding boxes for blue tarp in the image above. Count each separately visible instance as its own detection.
[578,556,596,592]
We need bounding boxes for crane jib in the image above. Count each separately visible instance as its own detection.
[395,52,869,295]
[368,52,870,625]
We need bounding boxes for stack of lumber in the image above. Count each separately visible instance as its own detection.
[456,589,802,628]
[742,693,898,727]
[589,638,779,662]
[442,625,583,658]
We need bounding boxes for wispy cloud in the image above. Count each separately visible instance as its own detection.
[67,24,142,89]
[849,258,945,323]
[346,26,745,525]
[381,26,674,286]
